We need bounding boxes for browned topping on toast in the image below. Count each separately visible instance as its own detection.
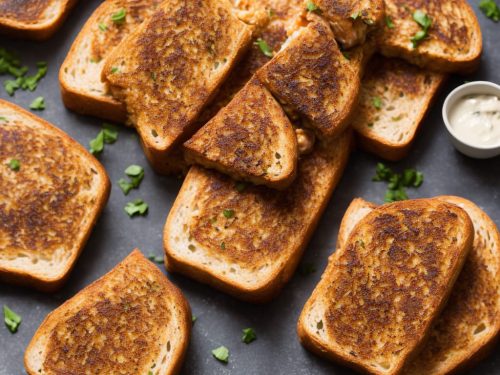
[0,0,52,22]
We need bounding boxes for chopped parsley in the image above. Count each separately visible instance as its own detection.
[385,16,395,28]
[111,9,127,24]
[29,96,45,110]
[373,163,424,202]
[372,96,382,110]
[4,305,21,333]
[241,328,257,344]
[411,10,432,48]
[220,242,226,250]
[192,315,197,323]
[148,254,164,264]
[351,11,360,20]
[89,123,118,155]
[0,116,7,122]
[98,22,108,31]
[119,165,145,195]
[7,158,20,171]
[212,346,229,363]
[254,38,273,58]
[479,0,500,21]
[223,209,235,218]
[305,1,322,13]
[124,199,149,217]
[0,49,47,96]
[110,66,119,74]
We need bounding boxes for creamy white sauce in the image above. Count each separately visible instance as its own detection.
[449,94,500,147]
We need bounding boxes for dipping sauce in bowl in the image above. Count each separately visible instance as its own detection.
[448,94,500,147]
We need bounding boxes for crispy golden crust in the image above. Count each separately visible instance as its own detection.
[352,56,446,161]
[25,250,191,375]
[0,0,77,40]
[0,99,110,291]
[164,131,352,302]
[311,0,385,48]
[378,0,482,73]
[184,78,298,189]
[257,16,360,140]
[102,0,253,157]
[60,0,162,122]
[298,199,474,375]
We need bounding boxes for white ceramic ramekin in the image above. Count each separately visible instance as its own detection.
[442,81,500,159]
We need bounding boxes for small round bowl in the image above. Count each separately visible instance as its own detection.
[442,81,500,159]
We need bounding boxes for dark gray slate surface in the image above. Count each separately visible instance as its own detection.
[0,1,499,374]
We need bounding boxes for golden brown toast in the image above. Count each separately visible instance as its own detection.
[164,131,352,302]
[24,249,191,375]
[0,0,77,40]
[102,0,253,173]
[309,0,385,48]
[351,55,446,161]
[60,0,163,123]
[184,77,298,190]
[0,99,110,291]
[298,198,474,375]
[378,0,482,73]
[256,15,362,140]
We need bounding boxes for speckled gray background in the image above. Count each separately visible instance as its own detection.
[1,1,499,374]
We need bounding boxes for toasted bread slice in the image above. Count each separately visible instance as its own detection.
[102,0,253,172]
[0,99,110,291]
[308,0,385,48]
[297,198,474,375]
[59,0,162,123]
[0,0,77,40]
[351,56,446,161]
[257,15,362,140]
[378,0,482,73]
[164,130,352,302]
[25,249,191,375]
[184,78,298,189]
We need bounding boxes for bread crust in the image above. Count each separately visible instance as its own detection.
[0,0,78,40]
[24,249,191,375]
[0,99,110,292]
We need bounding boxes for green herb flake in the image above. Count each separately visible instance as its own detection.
[316,320,323,330]
[148,254,164,264]
[372,96,382,110]
[220,242,226,250]
[373,163,424,202]
[241,328,257,344]
[111,8,127,24]
[124,199,149,217]
[111,66,119,74]
[89,131,105,155]
[351,11,360,20]
[254,38,274,57]
[306,1,322,13]
[7,158,20,171]
[103,123,118,143]
[89,124,118,155]
[192,315,197,323]
[119,165,144,195]
[29,96,45,110]
[411,10,432,48]
[223,209,235,219]
[98,22,108,31]
[3,305,21,333]
[0,116,7,122]
[385,16,395,28]
[479,0,500,21]
[212,346,229,363]
[342,51,351,60]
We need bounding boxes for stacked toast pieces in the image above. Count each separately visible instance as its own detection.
[25,249,191,375]
[0,99,110,291]
[0,0,78,40]
[298,197,500,374]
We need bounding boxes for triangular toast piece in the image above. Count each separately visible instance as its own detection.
[184,77,298,189]
[60,0,163,122]
[25,250,191,375]
[102,0,253,169]
[378,0,482,73]
[0,99,110,291]
[298,198,474,375]
[256,15,362,140]
[164,131,352,302]
[307,0,385,48]
[351,55,446,161]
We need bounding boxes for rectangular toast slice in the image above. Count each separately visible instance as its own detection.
[0,99,110,291]
[378,0,482,73]
[24,249,191,375]
[297,198,474,375]
[102,0,253,170]
[351,55,446,161]
[256,15,363,140]
[164,130,352,302]
[0,0,77,40]
[59,0,163,123]
[184,77,298,190]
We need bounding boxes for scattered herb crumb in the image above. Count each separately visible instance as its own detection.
[410,10,432,48]
[254,38,273,57]
[241,328,257,344]
[119,165,144,195]
[212,346,229,363]
[98,22,108,31]
[124,199,149,217]
[7,158,20,171]
[223,209,235,219]
[372,96,382,110]
[3,305,21,333]
[305,1,322,13]
[148,254,164,264]
[479,0,500,21]
[192,315,197,323]
[385,16,395,28]
[111,8,126,24]
[373,162,424,203]
[89,123,118,155]
[29,96,45,110]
